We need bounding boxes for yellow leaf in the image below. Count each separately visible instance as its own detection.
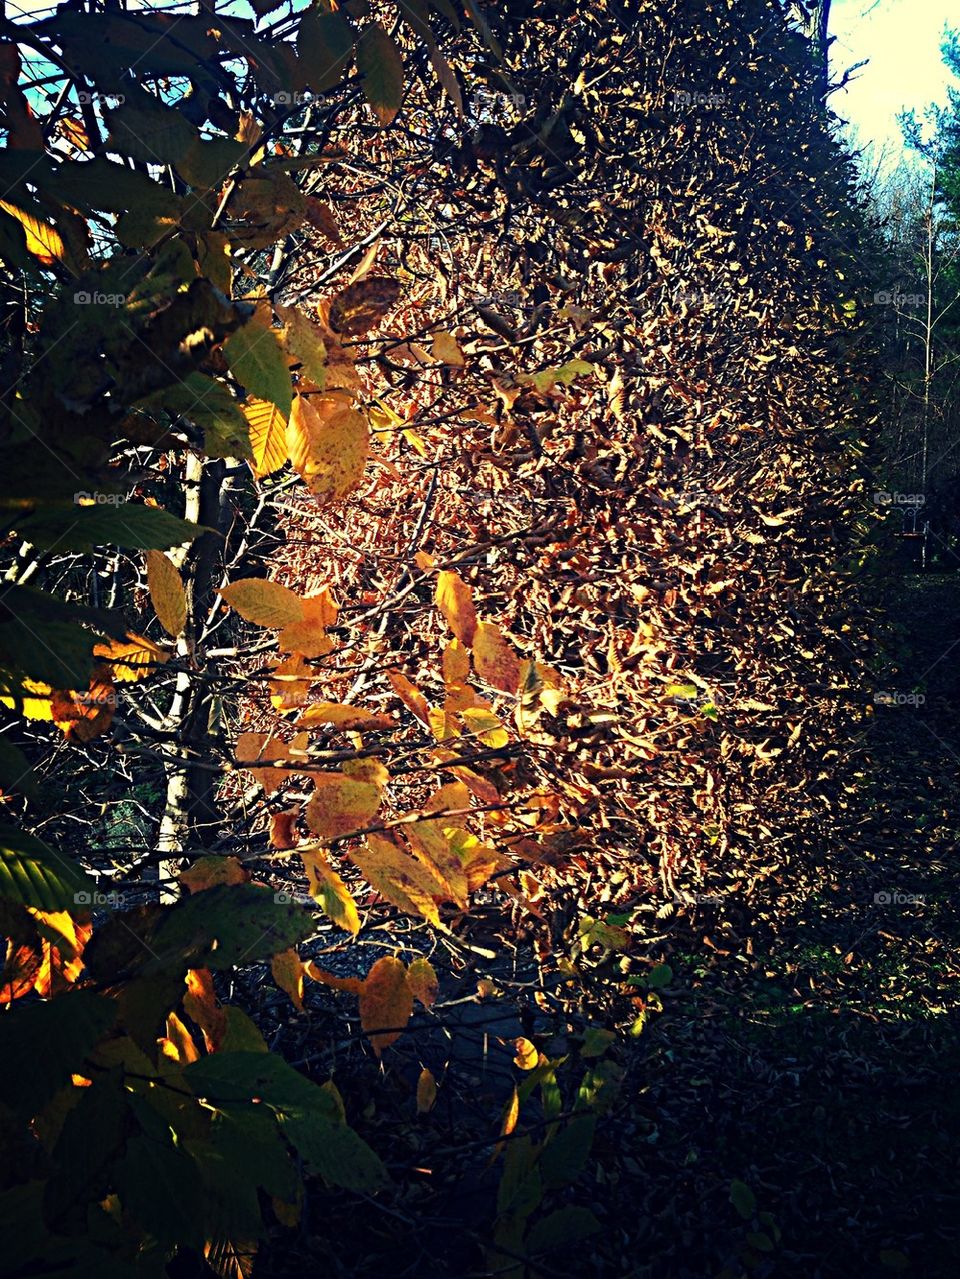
[357,955,413,1056]
[269,654,314,711]
[286,395,369,505]
[0,199,66,266]
[145,550,186,638]
[431,330,465,366]
[513,1037,538,1070]
[442,637,470,686]
[304,770,381,840]
[221,578,303,628]
[424,781,471,815]
[161,1011,201,1064]
[499,1086,519,1142]
[277,587,338,658]
[350,835,444,926]
[298,701,395,732]
[276,303,327,388]
[244,398,289,479]
[405,818,468,906]
[436,570,478,646]
[473,622,521,694]
[271,948,305,1010]
[301,846,360,935]
[387,670,432,727]
[179,855,248,893]
[407,957,439,1007]
[93,633,168,683]
[416,1066,437,1114]
[461,707,509,748]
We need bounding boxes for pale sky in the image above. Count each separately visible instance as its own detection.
[829,0,956,165]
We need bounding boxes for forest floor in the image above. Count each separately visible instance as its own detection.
[623,564,960,1279]
[256,563,960,1279]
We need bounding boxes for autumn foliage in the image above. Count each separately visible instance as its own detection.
[0,0,875,1274]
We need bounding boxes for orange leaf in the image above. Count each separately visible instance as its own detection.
[236,733,293,796]
[350,835,445,927]
[286,394,369,505]
[405,818,468,907]
[473,622,521,694]
[269,654,314,712]
[304,770,381,840]
[298,701,395,732]
[146,550,186,638]
[93,633,168,682]
[357,955,413,1056]
[407,957,439,1008]
[269,807,300,850]
[184,967,227,1052]
[436,571,478,646]
[416,1066,437,1113]
[278,587,338,658]
[442,638,470,686]
[387,670,432,728]
[271,948,305,1010]
[304,963,363,994]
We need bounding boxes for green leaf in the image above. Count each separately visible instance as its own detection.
[138,372,252,460]
[50,157,181,218]
[154,883,314,970]
[13,502,203,552]
[0,738,35,799]
[0,991,116,1116]
[115,1134,205,1249]
[496,1135,542,1218]
[730,1178,757,1221]
[208,1107,301,1202]
[356,23,404,126]
[44,1071,128,1226]
[0,824,97,914]
[298,9,355,93]
[646,963,673,988]
[526,1206,601,1254]
[184,1050,338,1113]
[104,95,198,167]
[280,1112,388,1192]
[540,1115,595,1188]
[580,1026,616,1058]
[746,1231,775,1253]
[224,323,293,418]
